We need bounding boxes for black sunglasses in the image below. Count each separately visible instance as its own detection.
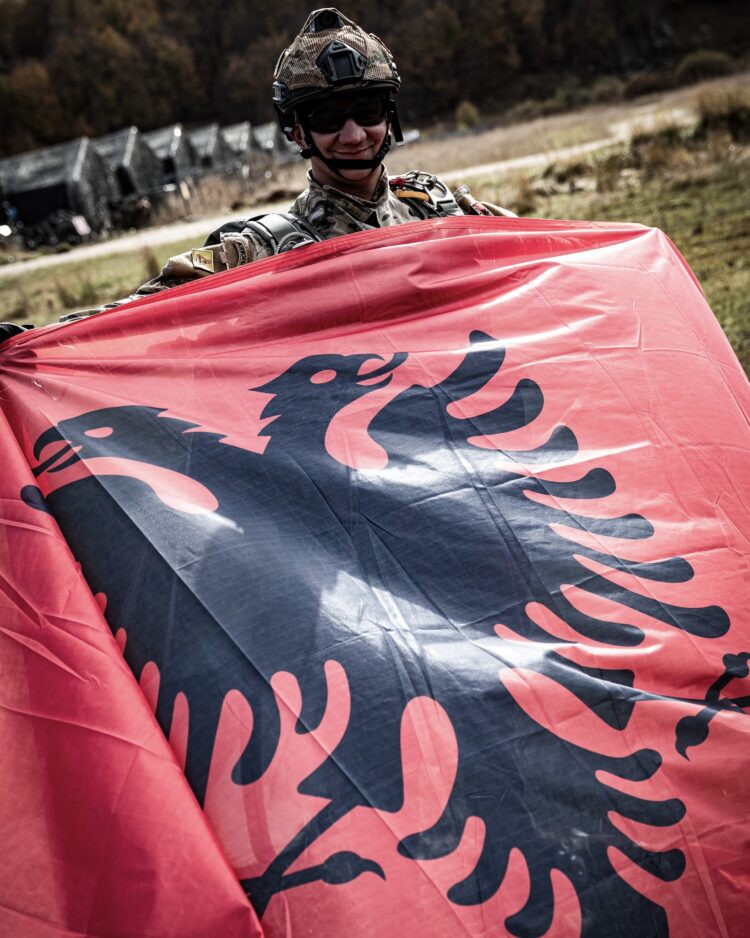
[305,95,388,134]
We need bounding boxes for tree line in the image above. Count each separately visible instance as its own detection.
[0,0,746,156]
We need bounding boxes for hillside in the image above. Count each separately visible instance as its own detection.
[0,0,748,156]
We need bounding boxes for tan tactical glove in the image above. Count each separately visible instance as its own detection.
[190,230,273,274]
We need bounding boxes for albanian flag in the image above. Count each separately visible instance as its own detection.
[1,216,749,938]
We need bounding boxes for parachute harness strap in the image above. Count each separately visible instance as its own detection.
[389,172,460,218]
[242,213,322,255]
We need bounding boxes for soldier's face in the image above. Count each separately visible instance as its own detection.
[311,116,387,181]
[293,94,388,194]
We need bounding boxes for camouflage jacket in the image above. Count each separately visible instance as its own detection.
[62,169,463,321]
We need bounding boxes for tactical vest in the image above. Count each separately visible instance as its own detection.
[202,171,462,258]
[202,213,321,256]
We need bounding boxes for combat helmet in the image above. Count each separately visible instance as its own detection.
[272,8,403,172]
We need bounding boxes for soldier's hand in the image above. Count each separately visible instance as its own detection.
[190,232,269,273]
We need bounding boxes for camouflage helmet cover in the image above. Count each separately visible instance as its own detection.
[273,8,400,130]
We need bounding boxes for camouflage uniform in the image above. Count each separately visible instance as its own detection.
[59,9,478,322]
[290,168,463,237]
[2,8,506,336]
[61,167,463,319]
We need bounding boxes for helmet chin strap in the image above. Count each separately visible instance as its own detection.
[298,121,393,175]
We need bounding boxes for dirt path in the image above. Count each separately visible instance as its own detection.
[0,98,699,280]
[440,136,618,183]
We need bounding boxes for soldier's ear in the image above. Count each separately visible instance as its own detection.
[291,124,308,151]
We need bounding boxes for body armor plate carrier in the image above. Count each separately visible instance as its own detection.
[200,171,461,264]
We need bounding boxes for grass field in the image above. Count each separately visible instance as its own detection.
[0,239,200,325]
[469,117,750,373]
[544,153,750,373]
[1,76,748,372]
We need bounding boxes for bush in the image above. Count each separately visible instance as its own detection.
[695,87,750,142]
[546,84,588,113]
[595,153,629,193]
[590,75,625,104]
[142,247,162,280]
[623,70,674,100]
[506,81,590,124]
[631,124,686,150]
[507,98,547,123]
[628,124,692,177]
[510,179,537,216]
[675,50,734,86]
[543,159,590,185]
[455,99,481,131]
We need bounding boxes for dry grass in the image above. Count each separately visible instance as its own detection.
[141,247,162,280]
[389,72,749,176]
[149,171,297,228]
[54,276,100,310]
[0,235,199,324]
[191,173,251,216]
[388,106,614,175]
[695,84,750,140]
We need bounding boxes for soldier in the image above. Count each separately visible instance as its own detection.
[0,7,508,340]
[122,8,468,304]
[75,7,511,317]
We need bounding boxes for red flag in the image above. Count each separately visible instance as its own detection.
[1,216,749,937]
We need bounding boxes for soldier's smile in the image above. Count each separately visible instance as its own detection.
[303,115,389,194]
[315,118,386,157]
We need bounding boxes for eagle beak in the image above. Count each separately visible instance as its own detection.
[33,427,82,476]
[356,352,407,388]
